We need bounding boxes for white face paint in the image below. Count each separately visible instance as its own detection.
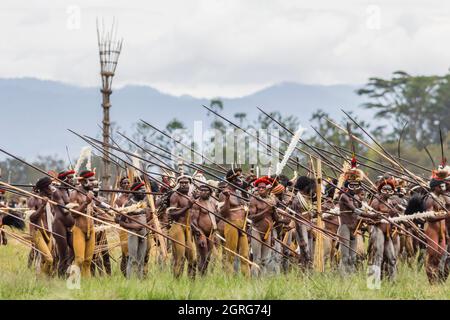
[348,183,360,191]
[381,186,394,195]
[440,183,446,191]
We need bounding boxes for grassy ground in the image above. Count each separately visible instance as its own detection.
[1,238,450,300]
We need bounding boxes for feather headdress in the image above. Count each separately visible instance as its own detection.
[275,126,305,176]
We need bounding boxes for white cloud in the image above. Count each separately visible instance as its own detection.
[0,0,450,98]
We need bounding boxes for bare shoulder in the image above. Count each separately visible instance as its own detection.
[339,192,349,202]
[27,197,38,208]
[443,195,450,205]
[52,187,62,201]
[191,202,200,211]
[249,196,258,205]
[371,197,380,208]
[169,192,179,204]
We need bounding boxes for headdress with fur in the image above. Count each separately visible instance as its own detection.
[430,144,450,188]
[253,176,273,188]
[377,177,396,192]
[343,156,364,183]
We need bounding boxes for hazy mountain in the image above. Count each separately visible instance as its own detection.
[0,78,369,160]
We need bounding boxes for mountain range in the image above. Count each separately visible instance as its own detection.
[0,77,371,160]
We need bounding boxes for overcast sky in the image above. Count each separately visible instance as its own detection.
[1,0,450,98]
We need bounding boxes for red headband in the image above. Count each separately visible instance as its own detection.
[80,171,95,179]
[58,170,75,179]
[254,177,272,187]
[131,182,145,191]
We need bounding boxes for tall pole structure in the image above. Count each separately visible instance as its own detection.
[97,18,123,189]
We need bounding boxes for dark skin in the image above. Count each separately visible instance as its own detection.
[32,183,73,277]
[114,179,131,220]
[371,185,401,233]
[290,185,314,220]
[322,197,339,235]
[167,178,193,224]
[191,187,217,275]
[249,183,277,234]
[424,185,450,222]
[272,190,294,231]
[191,187,216,244]
[115,178,131,277]
[339,183,371,230]
[58,174,75,204]
[119,187,152,231]
[423,185,450,245]
[29,192,50,231]
[69,177,95,234]
[423,184,450,283]
[219,174,246,221]
[0,194,6,245]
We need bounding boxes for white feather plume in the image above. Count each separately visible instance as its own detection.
[74,146,92,173]
[275,126,305,176]
[132,152,141,172]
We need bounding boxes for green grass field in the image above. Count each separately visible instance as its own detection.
[1,238,450,300]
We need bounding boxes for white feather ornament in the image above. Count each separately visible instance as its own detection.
[275,126,305,176]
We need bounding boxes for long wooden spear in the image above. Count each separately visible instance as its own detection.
[0,147,189,250]
[0,208,65,239]
[258,108,450,256]
[0,181,144,239]
[0,227,50,258]
[80,132,297,259]
[140,119,228,173]
[107,127,357,253]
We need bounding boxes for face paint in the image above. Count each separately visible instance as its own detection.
[348,183,360,191]
[440,183,446,191]
[381,186,394,195]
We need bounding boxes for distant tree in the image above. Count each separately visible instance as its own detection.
[0,155,65,185]
[234,112,247,128]
[208,99,227,134]
[357,71,442,149]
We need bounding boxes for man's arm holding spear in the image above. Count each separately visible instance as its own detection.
[28,197,47,224]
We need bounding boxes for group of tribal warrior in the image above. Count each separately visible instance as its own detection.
[1,152,450,285]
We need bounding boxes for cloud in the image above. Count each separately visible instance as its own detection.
[0,0,450,98]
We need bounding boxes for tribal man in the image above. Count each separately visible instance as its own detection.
[291,176,316,269]
[57,170,76,204]
[322,180,340,268]
[338,160,373,274]
[119,182,151,279]
[191,183,218,275]
[91,178,112,276]
[44,169,76,277]
[219,168,250,277]
[167,176,197,278]
[270,181,294,273]
[0,189,7,245]
[249,177,277,276]
[28,177,57,276]
[368,178,400,281]
[69,170,96,278]
[115,176,131,276]
[423,167,450,284]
